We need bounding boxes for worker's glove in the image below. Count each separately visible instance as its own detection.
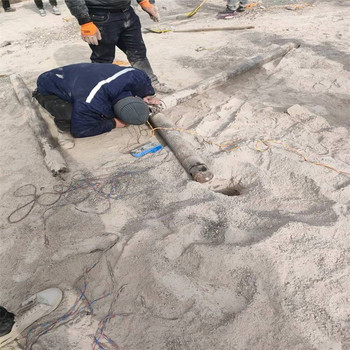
[139,0,159,22]
[80,22,102,46]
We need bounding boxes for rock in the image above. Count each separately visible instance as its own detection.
[328,293,350,322]
[287,104,311,117]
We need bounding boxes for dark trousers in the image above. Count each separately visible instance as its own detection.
[33,90,72,132]
[0,306,14,337]
[34,0,57,9]
[89,7,158,82]
[2,0,10,9]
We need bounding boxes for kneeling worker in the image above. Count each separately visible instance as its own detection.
[34,63,161,149]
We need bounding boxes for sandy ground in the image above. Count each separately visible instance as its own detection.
[0,0,350,349]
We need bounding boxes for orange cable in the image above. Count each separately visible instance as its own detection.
[255,140,350,177]
[147,122,350,177]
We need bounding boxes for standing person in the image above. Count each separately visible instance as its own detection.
[34,0,61,16]
[33,63,161,149]
[217,0,247,19]
[64,0,172,93]
[1,0,16,12]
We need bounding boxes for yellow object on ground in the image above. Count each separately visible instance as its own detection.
[145,26,254,34]
[246,2,258,10]
[185,0,210,18]
[145,28,171,33]
[112,60,131,66]
[283,3,310,10]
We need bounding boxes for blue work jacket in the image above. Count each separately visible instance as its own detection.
[37,63,155,137]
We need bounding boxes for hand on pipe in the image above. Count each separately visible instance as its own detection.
[143,95,161,105]
[139,0,159,22]
[81,22,102,46]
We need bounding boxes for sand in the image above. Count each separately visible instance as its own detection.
[0,0,350,349]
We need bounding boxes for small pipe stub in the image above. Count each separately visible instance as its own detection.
[190,164,214,183]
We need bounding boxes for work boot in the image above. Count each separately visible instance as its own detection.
[57,129,75,149]
[52,6,61,15]
[237,5,245,12]
[4,7,16,12]
[39,8,46,16]
[152,81,174,94]
[0,288,63,349]
[216,7,237,19]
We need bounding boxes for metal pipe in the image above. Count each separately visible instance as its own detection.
[10,74,68,176]
[150,43,299,182]
[150,113,214,183]
[161,42,300,110]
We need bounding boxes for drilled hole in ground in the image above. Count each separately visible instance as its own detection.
[208,179,244,197]
[215,186,241,196]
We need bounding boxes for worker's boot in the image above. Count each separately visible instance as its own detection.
[57,129,75,149]
[152,81,174,94]
[52,6,61,15]
[0,288,63,349]
[237,5,246,12]
[216,7,237,19]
